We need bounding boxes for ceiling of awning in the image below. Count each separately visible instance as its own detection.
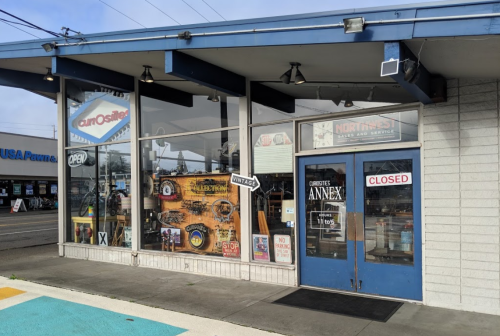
[1,36,500,102]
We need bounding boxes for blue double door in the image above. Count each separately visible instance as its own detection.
[298,149,422,300]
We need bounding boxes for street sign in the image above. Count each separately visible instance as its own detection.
[230,173,260,191]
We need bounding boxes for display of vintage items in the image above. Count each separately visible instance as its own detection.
[185,223,208,249]
[157,210,184,227]
[212,199,234,223]
[182,200,208,215]
[145,174,240,256]
[159,179,179,201]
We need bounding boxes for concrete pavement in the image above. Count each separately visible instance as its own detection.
[0,245,499,336]
[0,277,283,336]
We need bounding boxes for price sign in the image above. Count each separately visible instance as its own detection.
[222,241,240,258]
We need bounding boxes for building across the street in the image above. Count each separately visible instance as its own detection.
[0,132,58,208]
[1,0,500,316]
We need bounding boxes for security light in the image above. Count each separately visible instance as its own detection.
[279,65,293,84]
[367,87,374,101]
[344,93,354,108]
[145,69,154,83]
[140,65,154,83]
[294,65,306,85]
[41,42,57,52]
[343,17,365,34]
[178,31,192,40]
[43,68,54,81]
[381,58,399,77]
[208,90,219,102]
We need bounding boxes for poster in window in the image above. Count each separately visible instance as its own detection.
[252,234,270,262]
[13,184,21,195]
[254,132,293,174]
[39,184,46,195]
[0,188,8,197]
[26,184,34,195]
[51,184,58,195]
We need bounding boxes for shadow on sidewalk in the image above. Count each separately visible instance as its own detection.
[1,245,499,336]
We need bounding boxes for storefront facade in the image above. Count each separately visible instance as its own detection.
[0,132,58,208]
[1,0,500,315]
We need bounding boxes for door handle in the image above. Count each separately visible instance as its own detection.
[359,280,362,290]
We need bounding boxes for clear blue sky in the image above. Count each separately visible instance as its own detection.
[0,0,435,138]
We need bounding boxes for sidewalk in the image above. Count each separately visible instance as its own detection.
[1,245,499,336]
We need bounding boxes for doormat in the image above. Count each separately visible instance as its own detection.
[273,289,403,322]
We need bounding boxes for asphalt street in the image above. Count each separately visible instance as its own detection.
[0,211,58,251]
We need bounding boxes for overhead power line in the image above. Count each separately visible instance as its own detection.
[0,9,60,37]
[201,0,226,21]
[0,20,40,39]
[98,0,147,28]
[144,0,181,25]
[181,0,210,22]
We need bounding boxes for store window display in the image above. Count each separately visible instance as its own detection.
[65,78,132,248]
[251,123,295,263]
[66,144,131,247]
[140,94,240,257]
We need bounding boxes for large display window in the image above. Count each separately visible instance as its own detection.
[140,95,239,137]
[139,94,240,258]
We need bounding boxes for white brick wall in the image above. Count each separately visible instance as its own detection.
[423,79,500,315]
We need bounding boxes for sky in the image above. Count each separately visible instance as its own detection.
[0,0,437,138]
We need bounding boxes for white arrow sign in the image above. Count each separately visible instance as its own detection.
[231,173,260,192]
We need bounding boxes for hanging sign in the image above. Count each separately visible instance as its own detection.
[274,235,292,264]
[68,151,95,167]
[231,173,260,191]
[366,173,412,187]
[67,94,131,143]
[252,234,270,262]
[222,241,240,258]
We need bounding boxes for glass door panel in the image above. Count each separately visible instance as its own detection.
[363,159,414,265]
[305,163,347,260]
[298,154,355,291]
[355,149,422,300]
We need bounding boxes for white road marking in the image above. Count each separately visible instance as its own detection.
[0,228,57,236]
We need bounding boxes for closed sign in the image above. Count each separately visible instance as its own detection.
[366,173,412,187]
